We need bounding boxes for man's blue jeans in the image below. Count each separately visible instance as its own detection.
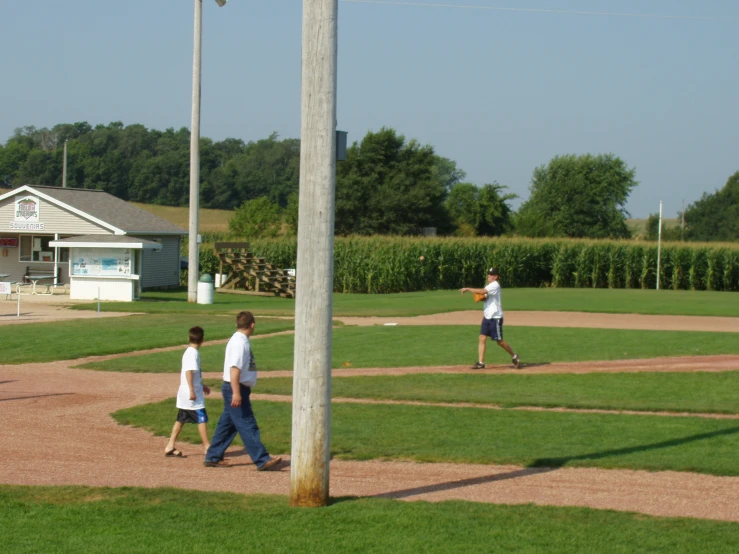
[205,382,271,467]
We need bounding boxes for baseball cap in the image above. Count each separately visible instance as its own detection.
[488,267,499,276]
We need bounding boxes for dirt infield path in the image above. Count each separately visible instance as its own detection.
[338,310,739,333]
[4,301,739,333]
[2,360,738,522]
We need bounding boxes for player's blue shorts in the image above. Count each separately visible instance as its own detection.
[177,408,208,424]
[480,317,503,341]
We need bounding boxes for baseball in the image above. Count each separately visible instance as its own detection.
[419,256,425,261]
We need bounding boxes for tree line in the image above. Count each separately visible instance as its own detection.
[1,121,736,241]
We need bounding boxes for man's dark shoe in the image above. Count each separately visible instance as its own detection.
[512,354,520,369]
[203,460,230,468]
[258,457,283,472]
[471,362,486,369]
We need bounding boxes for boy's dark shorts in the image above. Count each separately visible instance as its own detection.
[480,317,504,341]
[177,408,208,424]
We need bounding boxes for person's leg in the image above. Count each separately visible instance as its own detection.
[197,423,210,454]
[231,385,271,468]
[493,317,519,367]
[478,334,487,363]
[473,318,492,368]
[165,420,184,454]
[205,384,238,463]
[497,339,515,356]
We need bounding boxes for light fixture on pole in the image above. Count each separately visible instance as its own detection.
[188,0,227,303]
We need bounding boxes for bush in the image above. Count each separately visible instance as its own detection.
[229,197,282,238]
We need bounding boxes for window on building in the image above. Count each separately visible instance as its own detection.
[19,235,56,262]
[19,235,32,262]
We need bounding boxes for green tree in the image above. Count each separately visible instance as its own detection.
[0,140,32,187]
[645,213,682,241]
[285,192,299,236]
[516,153,637,239]
[431,156,466,192]
[684,171,739,241]
[446,182,516,236]
[229,197,282,238]
[476,182,517,236]
[335,128,451,235]
[446,182,478,235]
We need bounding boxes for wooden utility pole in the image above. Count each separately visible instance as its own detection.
[62,139,68,188]
[187,0,203,303]
[290,0,338,508]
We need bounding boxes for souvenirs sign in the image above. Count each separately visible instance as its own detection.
[9,195,44,230]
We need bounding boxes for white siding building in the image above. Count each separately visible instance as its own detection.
[0,185,186,296]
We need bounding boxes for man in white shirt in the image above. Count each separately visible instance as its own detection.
[460,267,520,369]
[204,311,282,470]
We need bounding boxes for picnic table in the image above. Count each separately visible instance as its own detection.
[25,273,57,295]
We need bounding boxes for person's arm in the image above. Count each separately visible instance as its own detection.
[186,370,196,401]
[230,366,242,407]
[460,287,488,295]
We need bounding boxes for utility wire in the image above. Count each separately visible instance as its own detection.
[340,0,738,22]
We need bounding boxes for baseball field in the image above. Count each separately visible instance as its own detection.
[2,288,738,552]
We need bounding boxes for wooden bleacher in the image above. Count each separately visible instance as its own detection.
[214,242,296,299]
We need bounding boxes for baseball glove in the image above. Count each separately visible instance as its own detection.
[473,292,486,303]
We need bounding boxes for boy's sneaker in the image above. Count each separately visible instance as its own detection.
[512,354,520,369]
[471,362,486,369]
[257,457,283,472]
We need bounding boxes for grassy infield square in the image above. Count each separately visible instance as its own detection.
[5,288,739,552]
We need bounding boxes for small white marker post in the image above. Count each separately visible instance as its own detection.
[656,201,663,291]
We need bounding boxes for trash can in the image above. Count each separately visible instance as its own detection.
[197,274,214,305]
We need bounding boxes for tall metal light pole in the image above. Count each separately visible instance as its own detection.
[188,0,227,303]
[290,0,338,507]
[656,200,663,290]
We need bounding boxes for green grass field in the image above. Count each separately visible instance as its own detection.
[627,217,679,237]
[131,202,231,233]
[78,325,739,372]
[252,372,739,414]
[69,287,739,317]
[4,486,737,554]
[1,316,293,364]
[113,399,739,475]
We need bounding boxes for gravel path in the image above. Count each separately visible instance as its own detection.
[1,358,738,522]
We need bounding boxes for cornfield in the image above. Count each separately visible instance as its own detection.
[195,237,739,293]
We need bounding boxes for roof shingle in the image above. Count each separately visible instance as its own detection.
[18,185,186,235]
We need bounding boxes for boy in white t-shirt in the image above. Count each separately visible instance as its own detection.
[460,267,520,369]
[164,326,211,457]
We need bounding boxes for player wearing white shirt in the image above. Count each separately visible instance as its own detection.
[204,311,282,471]
[460,267,520,369]
[164,326,211,457]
